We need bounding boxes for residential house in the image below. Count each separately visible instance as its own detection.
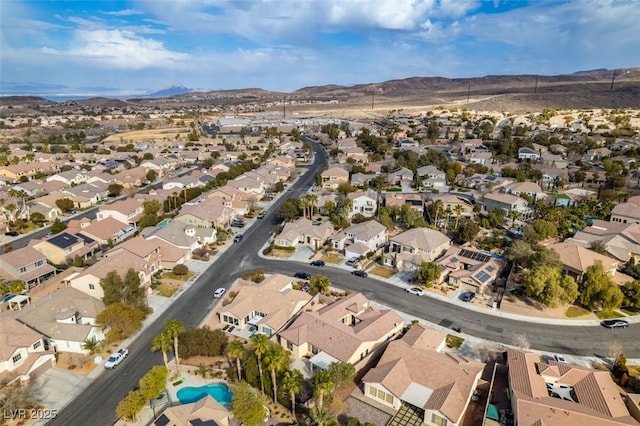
[505,181,546,202]
[162,175,204,191]
[278,292,404,369]
[45,170,88,187]
[96,199,144,227]
[32,232,97,265]
[67,248,156,299]
[140,157,175,175]
[417,165,447,191]
[152,396,230,426]
[113,166,147,188]
[386,167,414,186]
[10,181,46,198]
[570,220,640,262]
[611,196,640,224]
[347,190,378,218]
[14,287,105,354]
[320,166,349,190]
[176,198,235,229]
[276,217,334,251]
[541,152,568,168]
[362,324,484,426]
[467,151,493,165]
[77,217,135,246]
[61,182,107,209]
[517,147,541,161]
[435,246,506,295]
[0,162,54,181]
[330,220,387,259]
[427,194,474,219]
[141,219,216,266]
[386,228,451,271]
[0,317,55,383]
[549,241,622,283]
[482,192,534,220]
[463,174,514,192]
[350,173,377,187]
[218,274,312,337]
[0,246,56,289]
[225,175,265,199]
[384,192,424,215]
[506,348,638,426]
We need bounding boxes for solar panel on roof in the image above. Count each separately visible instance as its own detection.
[476,271,491,283]
[459,249,491,263]
[154,414,170,426]
[486,265,495,272]
[450,257,459,262]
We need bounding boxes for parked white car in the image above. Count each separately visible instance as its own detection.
[214,288,226,298]
[104,348,129,369]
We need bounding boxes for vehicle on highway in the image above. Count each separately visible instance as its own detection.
[4,231,19,237]
[460,292,475,302]
[213,288,226,298]
[294,272,311,280]
[104,348,128,369]
[601,319,629,329]
[310,260,325,267]
[405,287,425,296]
[345,257,359,266]
[257,211,266,219]
[233,234,244,243]
[351,270,368,277]
[554,354,567,363]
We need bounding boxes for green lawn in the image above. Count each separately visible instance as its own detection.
[162,271,195,281]
[595,310,623,319]
[446,334,465,349]
[369,266,396,278]
[565,306,591,318]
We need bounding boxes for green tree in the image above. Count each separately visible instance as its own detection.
[107,183,124,197]
[142,152,154,160]
[621,280,640,309]
[310,406,334,426]
[116,389,146,423]
[81,336,99,353]
[278,199,301,222]
[523,265,578,307]
[100,270,125,306]
[164,319,185,373]
[0,278,26,296]
[96,302,145,341]
[453,218,480,244]
[327,361,356,393]
[50,218,67,234]
[138,365,168,401]
[231,382,267,426]
[55,197,74,212]
[123,268,144,308]
[416,262,441,287]
[249,334,271,394]
[309,275,331,295]
[145,169,158,182]
[312,370,334,410]
[139,200,162,229]
[281,369,304,418]
[264,343,290,402]
[152,330,173,373]
[228,339,246,381]
[30,212,45,224]
[580,263,624,310]
[504,240,536,268]
[378,207,394,230]
[178,327,228,358]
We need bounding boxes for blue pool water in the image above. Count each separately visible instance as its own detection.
[157,218,172,228]
[176,383,233,407]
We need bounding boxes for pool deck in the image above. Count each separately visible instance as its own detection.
[167,367,227,405]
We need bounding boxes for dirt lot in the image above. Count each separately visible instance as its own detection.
[499,292,599,320]
[55,352,98,376]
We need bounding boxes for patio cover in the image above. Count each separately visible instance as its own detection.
[248,315,263,325]
[309,351,339,370]
[486,404,499,421]
[401,382,433,408]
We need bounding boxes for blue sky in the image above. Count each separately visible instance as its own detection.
[1,0,639,96]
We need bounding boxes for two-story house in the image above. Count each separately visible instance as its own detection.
[482,192,534,220]
[0,246,56,289]
[97,199,144,228]
[0,317,56,382]
[346,190,378,218]
[330,220,387,259]
[320,166,349,190]
[32,232,97,265]
[386,228,451,271]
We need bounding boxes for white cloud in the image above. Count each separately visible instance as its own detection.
[101,9,143,16]
[41,29,190,70]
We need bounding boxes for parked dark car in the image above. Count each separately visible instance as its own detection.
[233,234,244,243]
[459,292,475,302]
[294,272,311,280]
[351,270,368,277]
[4,231,19,237]
[310,260,325,267]
[601,319,629,329]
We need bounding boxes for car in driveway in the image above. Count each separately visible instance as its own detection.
[310,260,325,267]
[351,270,368,277]
[213,288,226,298]
[345,257,359,267]
[459,291,475,302]
[294,272,311,280]
[601,319,629,329]
[405,287,424,296]
[233,234,244,243]
[554,354,567,363]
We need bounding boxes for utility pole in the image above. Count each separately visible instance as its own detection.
[534,75,538,94]
[610,69,617,90]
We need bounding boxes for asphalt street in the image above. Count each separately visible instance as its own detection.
[48,143,640,426]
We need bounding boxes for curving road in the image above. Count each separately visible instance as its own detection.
[49,142,639,426]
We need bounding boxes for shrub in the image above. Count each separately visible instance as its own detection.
[172,264,189,276]
[179,326,229,359]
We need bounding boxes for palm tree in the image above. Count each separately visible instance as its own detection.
[227,339,245,381]
[298,197,309,220]
[307,193,319,219]
[309,406,334,426]
[312,370,334,410]
[453,204,464,230]
[82,337,99,353]
[433,200,443,228]
[444,207,452,232]
[264,344,290,402]
[281,369,304,418]
[249,334,271,394]
[164,320,185,373]
[152,330,173,373]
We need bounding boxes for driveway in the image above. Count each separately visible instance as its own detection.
[32,367,93,422]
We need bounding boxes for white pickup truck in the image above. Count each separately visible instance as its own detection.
[104,348,129,369]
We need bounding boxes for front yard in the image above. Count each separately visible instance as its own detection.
[368,265,396,278]
[321,252,343,264]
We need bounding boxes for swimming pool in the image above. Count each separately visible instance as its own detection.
[176,382,233,407]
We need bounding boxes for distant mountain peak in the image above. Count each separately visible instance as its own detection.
[144,85,192,98]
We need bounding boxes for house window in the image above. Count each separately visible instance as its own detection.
[89,284,95,290]
[20,266,27,273]
[385,393,393,404]
[431,414,447,426]
[33,341,42,350]
[369,387,377,397]
[35,260,44,267]
[12,353,22,363]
